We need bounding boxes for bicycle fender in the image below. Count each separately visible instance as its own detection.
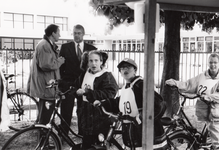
[168,129,193,138]
[33,124,51,129]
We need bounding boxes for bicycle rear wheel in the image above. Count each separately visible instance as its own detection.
[2,126,61,150]
[8,92,39,131]
[168,130,197,150]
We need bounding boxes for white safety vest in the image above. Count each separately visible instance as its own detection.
[119,77,142,123]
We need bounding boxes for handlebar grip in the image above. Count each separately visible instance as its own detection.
[199,97,211,105]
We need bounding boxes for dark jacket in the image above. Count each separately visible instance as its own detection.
[101,76,167,149]
[59,41,97,82]
[102,76,143,115]
[73,70,119,135]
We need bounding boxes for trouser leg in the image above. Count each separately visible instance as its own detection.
[38,99,55,125]
[60,93,75,135]
[82,134,98,149]
[208,121,219,149]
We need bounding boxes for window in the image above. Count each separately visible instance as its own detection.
[205,36,213,52]
[4,12,33,29]
[2,38,35,49]
[183,43,189,52]
[24,39,34,49]
[4,13,13,28]
[15,39,23,49]
[158,43,163,52]
[197,37,204,52]
[183,37,189,42]
[24,15,34,29]
[2,38,13,49]
[182,37,189,52]
[37,15,68,31]
[190,37,195,41]
[214,37,219,52]
[190,43,195,52]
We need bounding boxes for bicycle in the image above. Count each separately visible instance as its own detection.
[4,73,39,131]
[86,105,171,150]
[89,86,213,150]
[160,85,212,149]
[85,105,139,150]
[2,80,83,150]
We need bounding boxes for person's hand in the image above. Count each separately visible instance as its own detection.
[47,79,56,85]
[200,94,212,104]
[76,89,85,96]
[58,56,65,64]
[93,100,101,107]
[134,114,142,125]
[165,79,176,86]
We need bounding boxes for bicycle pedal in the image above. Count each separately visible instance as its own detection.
[10,110,18,114]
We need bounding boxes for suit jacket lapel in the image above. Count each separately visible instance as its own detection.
[69,42,77,57]
[83,43,89,51]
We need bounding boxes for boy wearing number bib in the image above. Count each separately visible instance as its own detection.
[94,58,168,150]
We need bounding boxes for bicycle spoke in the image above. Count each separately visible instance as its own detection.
[8,92,39,131]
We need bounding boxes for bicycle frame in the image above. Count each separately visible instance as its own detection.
[163,86,211,149]
[91,106,140,150]
[37,93,82,149]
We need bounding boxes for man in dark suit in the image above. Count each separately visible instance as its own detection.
[59,24,97,135]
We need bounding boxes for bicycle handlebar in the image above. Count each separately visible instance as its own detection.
[167,84,210,105]
[168,85,201,99]
[100,106,136,122]
[46,79,75,96]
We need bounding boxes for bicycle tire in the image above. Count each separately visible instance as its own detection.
[168,130,197,150]
[8,92,39,131]
[2,126,61,150]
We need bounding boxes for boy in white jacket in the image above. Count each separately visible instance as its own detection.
[166,53,219,149]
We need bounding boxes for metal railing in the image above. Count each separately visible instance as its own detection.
[0,48,212,106]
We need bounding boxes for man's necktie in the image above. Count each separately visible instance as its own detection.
[77,44,82,62]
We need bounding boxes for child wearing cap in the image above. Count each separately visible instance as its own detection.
[94,58,168,150]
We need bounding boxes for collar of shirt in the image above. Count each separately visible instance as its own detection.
[74,41,84,51]
[49,39,54,46]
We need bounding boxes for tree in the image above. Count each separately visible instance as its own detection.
[160,11,219,117]
[89,0,134,33]
[89,0,219,117]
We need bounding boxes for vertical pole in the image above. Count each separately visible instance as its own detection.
[142,0,156,149]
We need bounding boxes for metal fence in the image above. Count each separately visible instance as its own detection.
[0,48,212,106]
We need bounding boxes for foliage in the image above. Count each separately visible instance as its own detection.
[90,0,219,33]
[89,0,134,33]
[160,11,219,32]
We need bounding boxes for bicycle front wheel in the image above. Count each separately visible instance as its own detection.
[168,130,197,150]
[8,92,39,131]
[2,126,61,150]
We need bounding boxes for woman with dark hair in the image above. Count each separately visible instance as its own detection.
[73,50,119,149]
